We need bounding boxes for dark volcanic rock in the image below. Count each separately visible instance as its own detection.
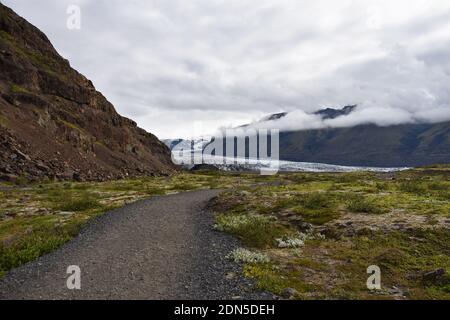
[190,164,220,172]
[313,105,357,119]
[422,268,448,286]
[0,4,177,181]
[265,112,288,121]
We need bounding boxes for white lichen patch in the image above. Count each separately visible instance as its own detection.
[226,248,270,264]
[276,232,325,248]
[276,236,305,248]
[215,214,273,232]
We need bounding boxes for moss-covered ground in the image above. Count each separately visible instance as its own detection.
[1,167,449,300]
[211,166,450,299]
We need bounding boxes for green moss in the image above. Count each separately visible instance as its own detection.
[436,190,450,201]
[328,229,450,299]
[427,181,449,191]
[375,182,390,192]
[59,119,84,133]
[286,192,341,225]
[294,258,327,271]
[243,263,320,298]
[0,30,14,43]
[144,187,166,196]
[346,196,385,214]
[398,181,428,194]
[10,84,31,95]
[242,228,449,299]
[216,214,291,248]
[294,207,341,225]
[334,172,377,184]
[301,192,333,210]
[1,168,448,300]
[56,196,102,212]
[0,30,59,75]
[0,230,70,273]
[374,248,409,271]
[0,172,270,278]
[0,113,8,128]
[210,169,449,299]
[169,183,197,191]
[0,215,84,275]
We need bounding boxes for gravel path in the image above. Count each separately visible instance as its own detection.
[0,190,272,300]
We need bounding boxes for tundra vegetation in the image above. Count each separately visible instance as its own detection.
[211,166,450,300]
[0,172,260,277]
[0,167,449,300]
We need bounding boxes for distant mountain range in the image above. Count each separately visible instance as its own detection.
[247,105,450,167]
[278,120,450,167]
[165,105,450,168]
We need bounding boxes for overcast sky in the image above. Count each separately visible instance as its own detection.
[3,0,450,138]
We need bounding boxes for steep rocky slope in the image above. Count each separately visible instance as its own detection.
[0,4,176,181]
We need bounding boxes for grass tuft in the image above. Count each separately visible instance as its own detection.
[346,196,385,214]
[216,214,291,248]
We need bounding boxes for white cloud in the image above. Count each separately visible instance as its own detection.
[3,0,450,138]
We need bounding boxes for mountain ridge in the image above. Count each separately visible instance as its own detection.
[0,4,176,182]
[254,106,450,167]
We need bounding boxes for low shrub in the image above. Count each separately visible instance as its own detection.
[216,214,289,248]
[399,181,427,194]
[226,248,270,264]
[53,192,102,212]
[346,197,384,214]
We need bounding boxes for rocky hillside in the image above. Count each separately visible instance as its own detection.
[0,4,176,182]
